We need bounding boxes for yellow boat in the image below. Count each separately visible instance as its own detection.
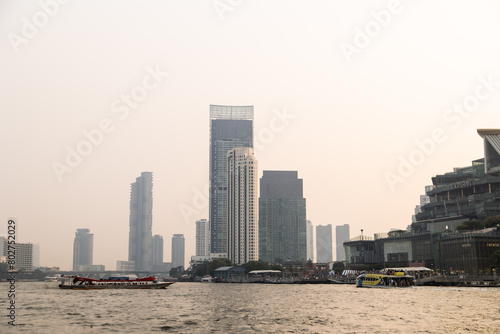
[356,273,415,288]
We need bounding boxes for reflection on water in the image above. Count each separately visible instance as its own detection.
[1,282,499,333]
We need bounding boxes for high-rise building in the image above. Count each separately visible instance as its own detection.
[196,219,210,256]
[171,234,185,270]
[209,105,253,254]
[316,224,332,263]
[33,243,40,268]
[259,171,307,263]
[73,229,93,271]
[128,172,153,271]
[15,243,33,270]
[227,147,258,265]
[152,234,163,270]
[335,224,350,261]
[307,220,314,261]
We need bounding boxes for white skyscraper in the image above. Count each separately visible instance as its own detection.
[306,220,314,262]
[335,224,350,261]
[196,219,210,257]
[128,172,153,271]
[227,147,258,265]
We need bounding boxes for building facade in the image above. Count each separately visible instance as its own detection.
[116,260,135,271]
[128,172,153,271]
[152,234,164,271]
[196,219,210,256]
[209,105,253,254]
[14,243,34,270]
[171,234,185,270]
[307,220,314,261]
[316,224,332,263]
[227,147,258,265]
[335,224,350,261]
[259,171,307,263]
[73,229,93,271]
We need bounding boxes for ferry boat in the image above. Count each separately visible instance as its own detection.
[59,276,174,289]
[356,273,415,288]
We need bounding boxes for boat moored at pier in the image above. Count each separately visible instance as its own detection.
[59,276,174,289]
[356,273,415,288]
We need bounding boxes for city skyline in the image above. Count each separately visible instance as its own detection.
[2,1,500,270]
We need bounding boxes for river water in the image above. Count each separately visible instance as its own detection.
[1,282,499,333]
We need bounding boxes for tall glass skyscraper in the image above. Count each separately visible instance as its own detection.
[259,171,307,263]
[209,105,253,254]
[227,147,258,264]
[73,228,93,271]
[128,172,153,271]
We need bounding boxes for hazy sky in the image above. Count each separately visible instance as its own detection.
[2,0,500,270]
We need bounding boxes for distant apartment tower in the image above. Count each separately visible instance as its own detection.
[307,220,314,261]
[73,229,93,271]
[152,234,164,270]
[209,105,254,254]
[227,147,258,265]
[128,172,153,271]
[15,243,34,270]
[335,224,350,261]
[117,260,135,271]
[171,234,185,269]
[259,171,307,263]
[33,244,40,268]
[196,219,210,256]
[316,224,332,263]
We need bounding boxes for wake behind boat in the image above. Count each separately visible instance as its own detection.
[59,275,174,289]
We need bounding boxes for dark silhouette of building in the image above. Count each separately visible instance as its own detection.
[259,171,307,263]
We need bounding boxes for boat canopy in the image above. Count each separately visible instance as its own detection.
[383,267,433,272]
[248,270,282,275]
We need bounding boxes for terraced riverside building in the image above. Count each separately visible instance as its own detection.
[413,129,500,233]
[344,129,500,273]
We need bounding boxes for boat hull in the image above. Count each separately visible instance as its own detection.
[59,282,174,289]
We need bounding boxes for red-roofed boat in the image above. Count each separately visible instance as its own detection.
[58,276,174,289]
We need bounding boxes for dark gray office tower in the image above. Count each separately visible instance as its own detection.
[73,229,93,271]
[152,234,163,270]
[209,105,253,254]
[259,171,307,263]
[128,172,153,271]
